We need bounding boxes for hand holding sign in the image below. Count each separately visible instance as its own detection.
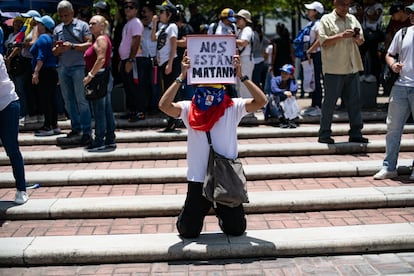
[187,35,236,84]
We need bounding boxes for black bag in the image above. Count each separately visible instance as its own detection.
[9,55,25,76]
[202,131,249,208]
[84,68,109,100]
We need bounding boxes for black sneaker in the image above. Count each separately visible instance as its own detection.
[35,126,54,137]
[288,120,297,128]
[66,130,81,138]
[85,143,106,152]
[80,134,93,145]
[105,143,117,149]
[349,136,369,143]
[163,118,177,132]
[318,137,335,144]
[128,112,145,122]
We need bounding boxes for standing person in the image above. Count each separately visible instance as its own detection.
[83,15,116,152]
[301,1,325,117]
[235,9,254,99]
[0,53,28,204]
[373,4,414,180]
[188,3,206,34]
[270,23,294,77]
[30,15,60,137]
[317,0,368,144]
[207,8,237,35]
[159,53,267,238]
[251,20,267,90]
[151,0,180,132]
[118,0,145,122]
[53,0,93,145]
[140,0,161,114]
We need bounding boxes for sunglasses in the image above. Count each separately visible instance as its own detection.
[124,5,136,9]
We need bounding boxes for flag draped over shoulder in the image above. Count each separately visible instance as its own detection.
[15,18,32,43]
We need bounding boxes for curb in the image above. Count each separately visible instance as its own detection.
[1,223,413,266]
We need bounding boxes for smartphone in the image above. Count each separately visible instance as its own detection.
[353,27,360,37]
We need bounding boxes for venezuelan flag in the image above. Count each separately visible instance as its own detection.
[15,17,33,43]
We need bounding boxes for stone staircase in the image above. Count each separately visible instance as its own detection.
[1,109,414,272]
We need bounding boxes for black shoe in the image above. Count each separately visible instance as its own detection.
[288,120,297,128]
[66,130,81,138]
[349,136,369,143]
[85,143,106,152]
[80,134,93,145]
[128,112,145,122]
[163,118,177,132]
[318,137,335,144]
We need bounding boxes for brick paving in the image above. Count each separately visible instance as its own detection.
[1,97,414,274]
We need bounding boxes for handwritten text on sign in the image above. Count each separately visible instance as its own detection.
[187,35,236,84]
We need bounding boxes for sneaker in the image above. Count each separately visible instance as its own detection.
[349,136,369,143]
[15,190,29,204]
[80,134,93,145]
[85,143,106,152]
[163,118,178,132]
[288,120,297,128]
[307,106,321,117]
[34,126,54,137]
[318,137,335,144]
[105,143,117,149]
[128,112,145,122]
[19,117,25,126]
[53,127,62,135]
[373,168,398,180]
[24,115,37,124]
[409,170,414,181]
[66,130,81,138]
[300,106,316,116]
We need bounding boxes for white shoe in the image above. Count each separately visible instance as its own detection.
[19,117,25,126]
[15,190,29,204]
[373,168,398,180]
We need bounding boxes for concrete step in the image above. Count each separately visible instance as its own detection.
[0,159,411,187]
[1,186,413,220]
[15,124,414,146]
[4,140,414,165]
[1,223,414,266]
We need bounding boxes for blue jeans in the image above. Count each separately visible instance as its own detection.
[382,85,414,171]
[319,73,363,139]
[58,65,92,135]
[90,89,116,147]
[0,100,26,191]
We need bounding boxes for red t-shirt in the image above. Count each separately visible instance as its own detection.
[84,34,112,72]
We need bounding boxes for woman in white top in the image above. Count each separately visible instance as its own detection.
[0,54,28,204]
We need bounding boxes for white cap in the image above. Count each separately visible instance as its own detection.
[304,1,324,14]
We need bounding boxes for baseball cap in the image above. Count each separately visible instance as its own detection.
[280,64,295,75]
[220,8,236,23]
[21,10,41,18]
[390,2,405,15]
[94,1,109,11]
[235,9,252,23]
[304,1,324,14]
[156,0,177,13]
[34,15,55,31]
[406,3,414,13]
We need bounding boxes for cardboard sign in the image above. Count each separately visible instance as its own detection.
[186,35,236,84]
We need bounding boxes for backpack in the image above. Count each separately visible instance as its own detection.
[293,21,316,59]
[212,22,236,35]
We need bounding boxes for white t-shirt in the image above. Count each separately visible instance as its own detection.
[237,26,253,57]
[207,20,236,35]
[0,54,18,112]
[178,98,248,182]
[141,22,157,58]
[388,26,414,87]
[156,23,178,66]
[309,20,321,53]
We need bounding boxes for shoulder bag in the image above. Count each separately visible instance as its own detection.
[84,67,110,100]
[202,131,249,208]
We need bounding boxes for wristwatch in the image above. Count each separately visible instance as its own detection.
[70,43,75,50]
[175,77,183,84]
[240,75,249,82]
[127,58,135,63]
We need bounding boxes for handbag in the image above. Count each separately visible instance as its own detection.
[84,68,109,101]
[202,131,249,208]
[301,60,315,93]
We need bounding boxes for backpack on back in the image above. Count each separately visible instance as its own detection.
[293,21,316,59]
